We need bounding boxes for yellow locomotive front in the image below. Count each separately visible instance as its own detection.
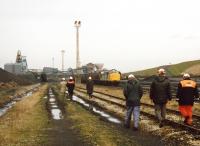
[108,69,121,81]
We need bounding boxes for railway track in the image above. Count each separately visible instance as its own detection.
[93,79,200,98]
[75,86,200,135]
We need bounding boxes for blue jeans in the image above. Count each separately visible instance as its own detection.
[125,106,140,128]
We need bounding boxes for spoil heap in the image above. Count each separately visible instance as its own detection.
[0,68,32,87]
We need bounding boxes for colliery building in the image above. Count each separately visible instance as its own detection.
[4,50,28,75]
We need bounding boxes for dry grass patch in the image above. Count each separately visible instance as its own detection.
[0,84,49,146]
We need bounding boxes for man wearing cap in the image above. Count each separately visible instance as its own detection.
[86,76,94,99]
[150,68,172,128]
[123,74,143,131]
[66,76,75,100]
[176,73,199,125]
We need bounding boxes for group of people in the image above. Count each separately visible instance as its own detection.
[65,68,199,131]
[66,76,94,100]
[124,68,199,131]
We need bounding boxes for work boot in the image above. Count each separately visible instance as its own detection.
[159,120,164,128]
[133,127,139,131]
[124,124,130,129]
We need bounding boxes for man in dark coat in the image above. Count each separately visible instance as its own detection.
[150,68,171,128]
[123,74,143,131]
[66,76,75,100]
[86,76,94,98]
[176,73,199,125]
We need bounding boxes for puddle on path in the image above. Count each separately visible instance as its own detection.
[0,101,16,117]
[72,95,121,124]
[48,88,63,120]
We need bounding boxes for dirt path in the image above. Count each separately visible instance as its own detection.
[46,118,90,146]
[46,85,92,146]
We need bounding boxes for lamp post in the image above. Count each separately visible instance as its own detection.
[74,20,81,69]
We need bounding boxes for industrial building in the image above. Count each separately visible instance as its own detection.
[4,50,28,75]
[43,67,58,74]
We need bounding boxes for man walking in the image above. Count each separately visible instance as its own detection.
[123,74,143,131]
[86,76,94,99]
[176,73,199,125]
[150,68,171,128]
[66,76,75,100]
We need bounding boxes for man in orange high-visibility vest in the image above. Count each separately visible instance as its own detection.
[176,73,199,125]
[67,76,75,100]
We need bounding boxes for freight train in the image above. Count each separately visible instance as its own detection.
[66,66,121,84]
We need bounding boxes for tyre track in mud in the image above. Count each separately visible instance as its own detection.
[45,86,92,146]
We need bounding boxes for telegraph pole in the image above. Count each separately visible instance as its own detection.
[74,20,81,68]
[61,50,65,72]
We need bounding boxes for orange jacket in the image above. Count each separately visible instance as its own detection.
[176,79,199,105]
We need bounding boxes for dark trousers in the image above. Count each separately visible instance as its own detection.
[68,90,74,100]
[155,103,166,122]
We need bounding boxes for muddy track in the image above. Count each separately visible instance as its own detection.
[45,86,92,146]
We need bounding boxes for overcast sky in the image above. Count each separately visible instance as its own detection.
[0,0,200,73]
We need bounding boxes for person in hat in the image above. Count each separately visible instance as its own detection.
[150,68,172,128]
[123,74,143,131]
[66,76,75,100]
[176,73,199,125]
[86,76,94,99]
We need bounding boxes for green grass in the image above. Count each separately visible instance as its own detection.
[127,60,200,76]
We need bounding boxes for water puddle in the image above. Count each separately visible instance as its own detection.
[49,98,56,102]
[51,105,58,108]
[26,92,33,97]
[72,96,90,107]
[48,88,63,120]
[0,101,16,117]
[72,95,121,124]
[51,109,63,120]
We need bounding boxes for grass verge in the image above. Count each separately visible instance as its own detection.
[66,102,139,146]
[0,84,49,146]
